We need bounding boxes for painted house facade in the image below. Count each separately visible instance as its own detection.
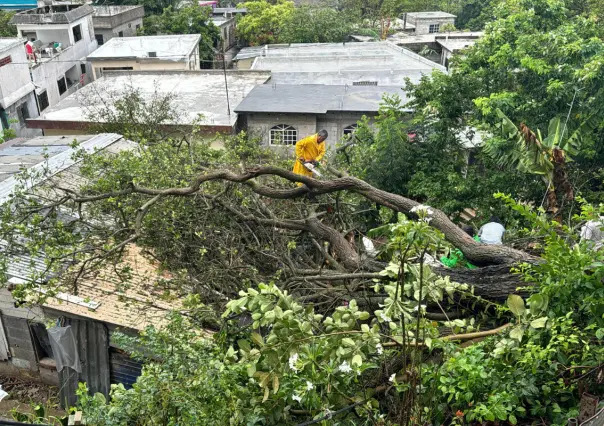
[10,4,98,110]
[0,38,40,139]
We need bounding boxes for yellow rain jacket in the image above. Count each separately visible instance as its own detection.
[293,134,326,179]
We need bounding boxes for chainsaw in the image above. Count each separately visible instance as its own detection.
[303,162,322,178]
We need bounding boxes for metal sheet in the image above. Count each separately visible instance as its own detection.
[58,318,110,408]
[109,348,142,389]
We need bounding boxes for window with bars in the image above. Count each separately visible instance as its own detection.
[352,81,377,86]
[37,91,49,111]
[0,56,12,67]
[270,124,297,145]
[429,24,440,33]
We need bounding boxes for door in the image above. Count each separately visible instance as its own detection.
[0,315,11,361]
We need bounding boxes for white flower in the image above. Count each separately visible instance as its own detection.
[424,217,433,224]
[292,394,302,403]
[339,360,352,373]
[376,343,383,355]
[389,373,396,383]
[289,353,299,372]
[413,304,427,312]
[379,312,391,322]
[306,381,314,391]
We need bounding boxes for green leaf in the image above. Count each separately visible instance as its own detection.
[238,339,251,353]
[351,354,362,367]
[530,317,548,329]
[251,332,264,347]
[509,414,517,425]
[357,311,370,321]
[342,338,356,348]
[510,325,525,342]
[507,294,526,317]
[247,363,256,377]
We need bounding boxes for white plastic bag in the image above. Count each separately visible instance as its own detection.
[0,385,8,401]
[48,325,81,373]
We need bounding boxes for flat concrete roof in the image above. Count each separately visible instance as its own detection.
[93,5,142,16]
[235,84,411,114]
[87,35,201,61]
[10,4,94,25]
[28,70,271,129]
[247,42,445,85]
[437,38,479,52]
[0,38,23,52]
[407,11,456,19]
[389,31,483,47]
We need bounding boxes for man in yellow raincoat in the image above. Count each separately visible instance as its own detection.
[292,130,328,182]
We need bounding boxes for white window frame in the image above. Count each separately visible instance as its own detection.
[429,23,440,33]
[270,124,297,146]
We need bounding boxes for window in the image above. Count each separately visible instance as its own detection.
[0,56,12,67]
[429,23,440,33]
[270,124,297,145]
[72,24,82,42]
[57,76,67,95]
[30,323,54,361]
[136,24,140,30]
[118,31,124,37]
[17,103,29,126]
[95,34,104,45]
[343,124,358,138]
[37,90,49,111]
[0,109,9,130]
[81,63,86,75]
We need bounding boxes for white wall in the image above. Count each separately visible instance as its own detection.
[0,42,33,101]
[28,15,97,107]
[413,17,456,35]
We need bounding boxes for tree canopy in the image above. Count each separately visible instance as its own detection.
[138,6,221,63]
[3,0,604,424]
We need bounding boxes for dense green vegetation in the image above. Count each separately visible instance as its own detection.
[3,0,604,424]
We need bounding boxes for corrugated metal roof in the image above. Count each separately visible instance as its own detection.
[44,245,185,331]
[0,134,121,204]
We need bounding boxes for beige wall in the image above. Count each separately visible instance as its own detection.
[91,59,191,79]
[235,57,255,70]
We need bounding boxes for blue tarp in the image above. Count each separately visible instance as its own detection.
[0,0,36,10]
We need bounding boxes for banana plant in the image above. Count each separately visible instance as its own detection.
[484,109,599,214]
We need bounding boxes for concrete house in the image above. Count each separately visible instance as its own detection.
[10,4,98,110]
[86,34,202,79]
[92,5,145,46]
[0,38,40,139]
[404,12,456,35]
[0,133,184,407]
[26,70,270,136]
[234,42,446,85]
[235,84,411,148]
